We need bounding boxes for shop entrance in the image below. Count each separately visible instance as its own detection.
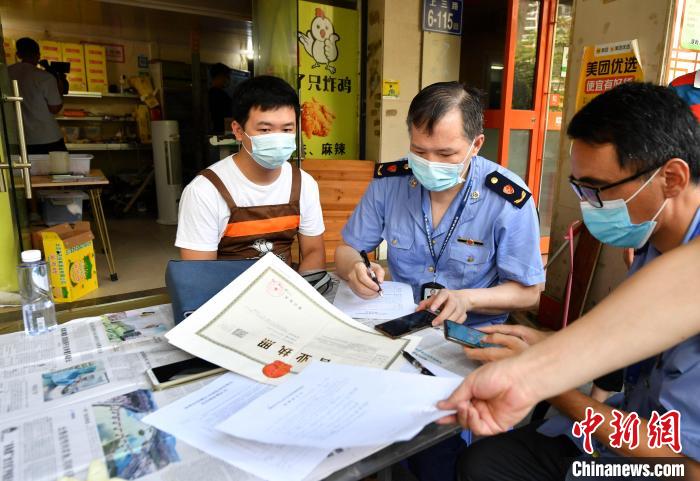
[460,0,573,252]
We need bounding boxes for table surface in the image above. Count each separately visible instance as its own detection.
[0,283,463,481]
[31,168,109,188]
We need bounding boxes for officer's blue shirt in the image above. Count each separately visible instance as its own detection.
[341,155,545,325]
[539,206,700,462]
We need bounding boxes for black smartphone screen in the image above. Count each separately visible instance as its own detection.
[375,310,436,338]
[151,358,220,383]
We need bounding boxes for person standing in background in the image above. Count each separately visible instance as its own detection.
[8,37,67,155]
[208,62,233,134]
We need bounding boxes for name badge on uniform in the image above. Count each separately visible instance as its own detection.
[457,237,484,246]
[420,282,444,301]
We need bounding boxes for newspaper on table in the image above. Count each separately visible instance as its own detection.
[0,376,265,481]
[0,371,389,481]
[0,304,194,417]
[165,253,418,385]
[0,304,176,377]
[0,349,190,415]
[0,302,403,481]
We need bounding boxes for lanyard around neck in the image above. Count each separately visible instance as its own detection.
[422,176,474,278]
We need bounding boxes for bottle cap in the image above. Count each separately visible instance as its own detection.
[21,250,42,263]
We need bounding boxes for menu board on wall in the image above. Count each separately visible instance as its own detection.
[575,40,644,111]
[297,1,359,159]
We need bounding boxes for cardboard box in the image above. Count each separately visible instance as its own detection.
[84,44,108,93]
[33,222,98,303]
[61,43,87,92]
[39,40,62,63]
[3,37,15,65]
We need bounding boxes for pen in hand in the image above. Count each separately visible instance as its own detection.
[359,250,384,297]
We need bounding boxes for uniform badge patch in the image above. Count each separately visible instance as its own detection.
[375,159,413,178]
[485,171,532,208]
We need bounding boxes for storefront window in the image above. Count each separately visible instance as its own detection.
[538,0,572,238]
[512,0,540,110]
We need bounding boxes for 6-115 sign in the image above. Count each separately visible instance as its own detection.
[423,0,463,36]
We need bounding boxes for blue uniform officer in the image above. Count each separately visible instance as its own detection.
[336,82,545,326]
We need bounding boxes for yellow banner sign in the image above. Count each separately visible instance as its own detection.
[576,40,644,111]
[298,1,359,159]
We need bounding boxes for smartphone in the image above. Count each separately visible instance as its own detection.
[146,357,225,390]
[444,320,500,348]
[375,310,437,338]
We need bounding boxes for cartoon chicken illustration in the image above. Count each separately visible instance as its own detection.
[298,7,340,74]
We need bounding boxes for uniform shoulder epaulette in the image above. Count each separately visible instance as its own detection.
[485,170,531,209]
[374,159,413,179]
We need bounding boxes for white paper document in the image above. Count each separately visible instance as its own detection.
[166,254,415,385]
[332,280,416,320]
[143,373,331,481]
[216,362,461,448]
[412,328,479,378]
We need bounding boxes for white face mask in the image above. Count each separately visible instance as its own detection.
[243,132,296,169]
[406,138,476,192]
[580,168,669,249]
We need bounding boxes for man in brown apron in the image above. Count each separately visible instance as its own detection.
[197,167,302,265]
[175,76,326,271]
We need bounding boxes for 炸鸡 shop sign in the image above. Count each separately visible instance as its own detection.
[297,1,359,159]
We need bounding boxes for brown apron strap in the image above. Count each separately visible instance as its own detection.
[289,165,302,205]
[199,169,238,210]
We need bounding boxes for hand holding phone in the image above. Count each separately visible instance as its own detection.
[443,320,500,348]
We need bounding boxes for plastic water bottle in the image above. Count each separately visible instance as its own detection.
[17,250,57,335]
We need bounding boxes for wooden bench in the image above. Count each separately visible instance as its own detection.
[292,159,376,264]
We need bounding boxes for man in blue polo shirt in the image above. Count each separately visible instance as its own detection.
[458,82,700,480]
[335,82,545,328]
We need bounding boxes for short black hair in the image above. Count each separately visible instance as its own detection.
[406,81,484,140]
[568,82,700,182]
[231,75,300,128]
[210,62,231,79]
[16,37,40,59]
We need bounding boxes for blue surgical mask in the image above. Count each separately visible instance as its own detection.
[580,168,668,249]
[407,139,476,192]
[243,132,296,169]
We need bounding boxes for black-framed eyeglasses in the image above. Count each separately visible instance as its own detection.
[569,166,658,208]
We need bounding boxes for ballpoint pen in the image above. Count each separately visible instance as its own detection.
[402,350,435,376]
[359,250,384,297]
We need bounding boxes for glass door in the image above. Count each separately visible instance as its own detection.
[536,0,572,241]
[0,22,32,295]
[460,0,569,253]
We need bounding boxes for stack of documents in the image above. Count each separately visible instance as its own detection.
[144,363,462,481]
[164,254,418,385]
[153,254,472,480]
